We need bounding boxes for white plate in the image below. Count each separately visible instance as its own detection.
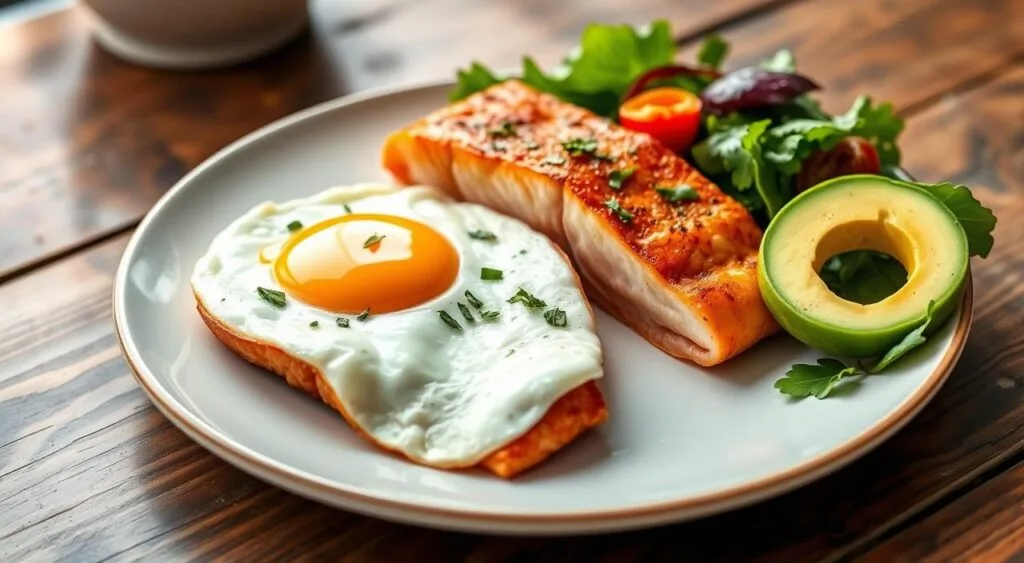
[113,79,972,535]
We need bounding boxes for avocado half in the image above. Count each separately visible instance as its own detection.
[758,174,969,358]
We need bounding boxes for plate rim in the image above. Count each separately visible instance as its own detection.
[111,77,975,529]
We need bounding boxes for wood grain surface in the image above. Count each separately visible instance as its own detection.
[0,0,1022,561]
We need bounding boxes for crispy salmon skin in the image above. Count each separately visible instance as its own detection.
[383,80,779,366]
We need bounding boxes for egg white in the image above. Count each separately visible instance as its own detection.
[191,184,604,467]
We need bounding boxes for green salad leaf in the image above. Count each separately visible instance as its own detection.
[866,302,936,373]
[921,182,998,258]
[759,49,796,72]
[449,62,503,102]
[697,35,729,70]
[775,359,858,399]
[818,250,908,305]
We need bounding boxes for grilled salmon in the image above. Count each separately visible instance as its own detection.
[382,80,779,366]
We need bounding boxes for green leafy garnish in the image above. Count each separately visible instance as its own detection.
[759,49,796,72]
[336,317,350,328]
[819,250,908,305]
[697,35,729,70]
[256,287,286,308]
[343,204,353,214]
[464,290,484,309]
[543,308,568,328]
[357,308,370,322]
[655,184,700,203]
[867,301,936,373]
[287,220,303,232]
[457,302,475,323]
[363,233,385,248]
[775,358,858,399]
[481,310,501,321]
[309,320,319,328]
[488,120,517,138]
[481,267,503,281]
[603,198,634,223]
[508,288,546,309]
[920,182,997,258]
[608,167,636,191]
[438,310,462,331]
[468,229,497,241]
[561,137,600,157]
[449,62,502,101]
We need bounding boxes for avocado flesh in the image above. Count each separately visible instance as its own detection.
[758,175,969,359]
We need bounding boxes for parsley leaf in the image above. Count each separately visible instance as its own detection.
[468,229,497,241]
[481,267,503,281]
[561,137,600,156]
[335,317,350,328]
[608,167,636,191]
[604,197,635,223]
[919,182,997,258]
[287,220,303,232]
[819,250,908,305]
[866,301,936,373]
[543,308,568,328]
[508,288,546,309]
[309,320,319,328]
[656,184,700,203]
[697,35,729,70]
[256,287,286,308]
[775,358,858,399]
[449,62,503,101]
[488,120,517,138]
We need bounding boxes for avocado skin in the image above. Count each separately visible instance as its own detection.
[757,174,969,359]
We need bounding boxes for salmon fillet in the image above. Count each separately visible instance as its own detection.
[382,80,779,366]
[195,297,608,478]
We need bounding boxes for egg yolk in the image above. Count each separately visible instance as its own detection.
[273,214,460,314]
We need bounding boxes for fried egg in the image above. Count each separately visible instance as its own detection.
[191,184,604,468]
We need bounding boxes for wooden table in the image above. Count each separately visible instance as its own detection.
[1,0,1021,560]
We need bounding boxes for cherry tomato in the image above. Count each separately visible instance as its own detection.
[619,87,703,153]
[796,137,882,192]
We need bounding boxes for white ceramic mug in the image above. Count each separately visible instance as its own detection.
[81,0,309,69]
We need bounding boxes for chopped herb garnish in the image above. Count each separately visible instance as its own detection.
[519,249,527,255]
[343,204,353,214]
[543,155,566,165]
[604,198,634,223]
[561,137,599,156]
[656,184,700,203]
[488,120,517,138]
[525,141,540,150]
[481,310,501,320]
[543,308,568,328]
[309,320,319,328]
[508,288,546,309]
[608,167,636,190]
[465,290,484,309]
[438,310,462,331]
[336,317,350,328]
[506,348,515,357]
[357,308,370,322]
[287,220,303,232]
[363,233,386,248]
[481,267,504,281]
[256,287,287,308]
[458,301,475,323]
[468,229,497,241]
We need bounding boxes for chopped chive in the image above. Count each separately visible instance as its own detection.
[655,184,700,203]
[465,290,484,309]
[480,310,501,321]
[458,301,475,323]
[608,167,636,191]
[543,155,566,165]
[357,308,370,322]
[481,267,504,281]
[506,348,515,357]
[508,288,546,309]
[336,317,350,328]
[363,233,386,248]
[468,229,497,241]
[287,220,303,232]
[256,287,287,308]
[343,204,353,214]
[488,120,517,138]
[544,308,568,328]
[603,197,634,223]
[309,320,319,328]
[438,310,462,331]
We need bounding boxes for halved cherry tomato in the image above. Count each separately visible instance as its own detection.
[619,87,702,153]
[796,137,882,192]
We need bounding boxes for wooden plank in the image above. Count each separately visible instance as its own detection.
[0,64,1022,561]
[0,0,774,281]
[860,458,1024,562]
